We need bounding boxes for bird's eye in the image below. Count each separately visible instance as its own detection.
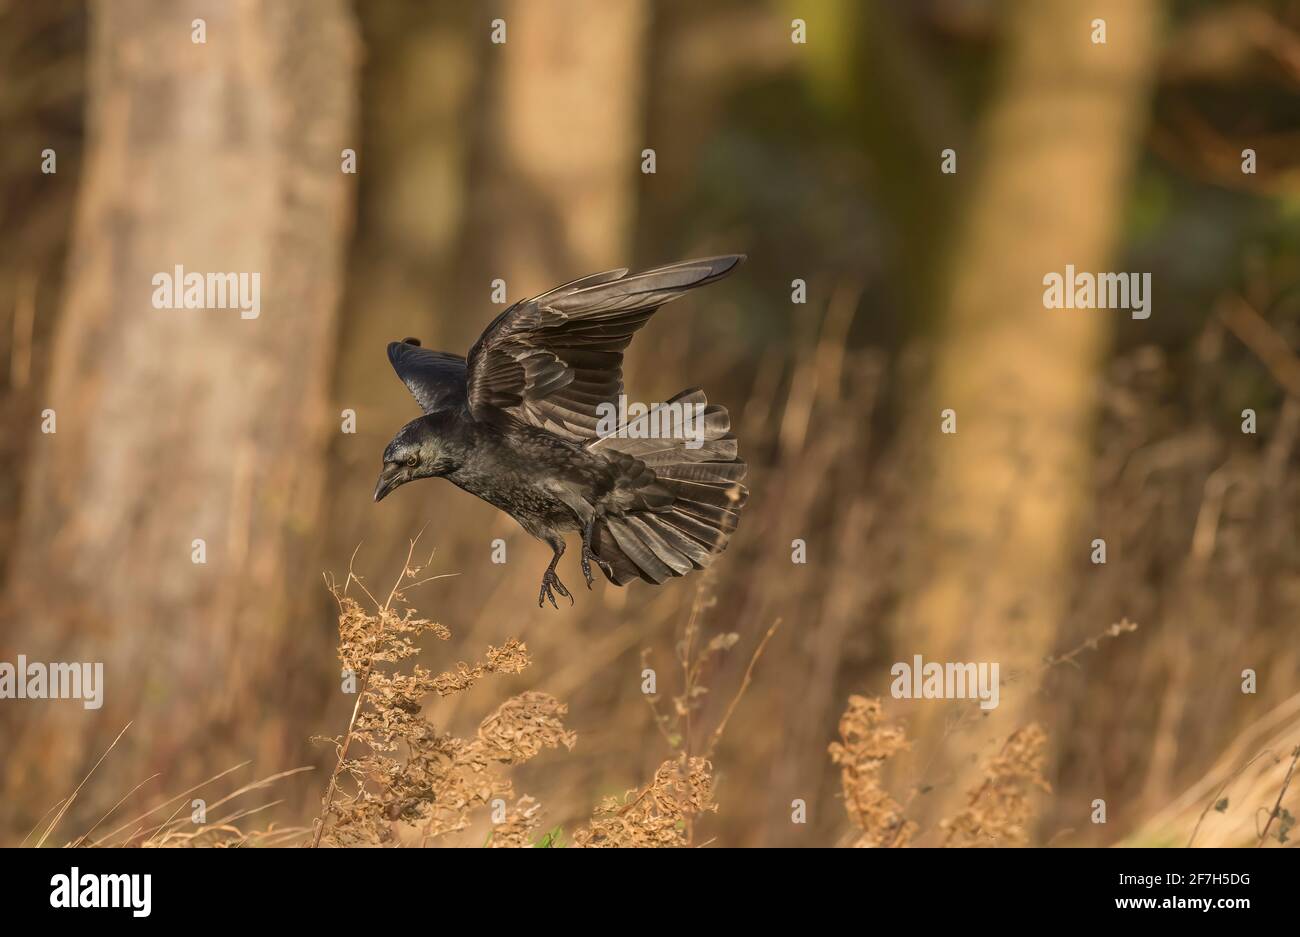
[406,454,418,467]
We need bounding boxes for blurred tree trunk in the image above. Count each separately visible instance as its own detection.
[0,0,85,577]
[635,0,795,263]
[457,0,649,335]
[322,2,479,598]
[894,0,1163,828]
[0,0,357,834]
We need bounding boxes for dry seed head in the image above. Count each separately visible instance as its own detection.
[941,724,1051,847]
[315,575,571,847]
[828,695,916,847]
[573,756,717,848]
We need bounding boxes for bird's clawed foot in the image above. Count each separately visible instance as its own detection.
[538,567,573,609]
[580,542,612,589]
[580,518,613,588]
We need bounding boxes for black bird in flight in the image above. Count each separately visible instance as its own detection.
[374,255,749,607]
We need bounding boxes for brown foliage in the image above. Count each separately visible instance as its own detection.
[829,695,916,847]
[830,696,1052,848]
[312,544,575,847]
[572,756,717,848]
[941,725,1052,847]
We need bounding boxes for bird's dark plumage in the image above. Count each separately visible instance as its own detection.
[376,255,749,607]
[386,340,467,415]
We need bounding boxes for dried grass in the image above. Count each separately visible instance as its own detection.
[30,727,314,849]
[568,579,778,847]
[311,540,575,847]
[830,696,1052,848]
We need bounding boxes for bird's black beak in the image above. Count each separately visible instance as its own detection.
[373,465,403,503]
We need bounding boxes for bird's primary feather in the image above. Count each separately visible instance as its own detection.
[463,255,744,443]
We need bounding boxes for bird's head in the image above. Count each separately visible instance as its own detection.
[373,415,460,502]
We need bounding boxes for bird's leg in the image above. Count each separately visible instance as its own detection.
[580,515,613,588]
[538,539,573,609]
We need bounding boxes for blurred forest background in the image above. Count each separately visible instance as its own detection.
[2,0,1299,847]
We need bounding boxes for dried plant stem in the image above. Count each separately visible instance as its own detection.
[1256,745,1300,847]
[35,722,131,848]
[706,618,781,759]
[1186,748,1275,848]
[678,582,707,755]
[89,761,249,847]
[1038,618,1139,674]
[311,537,421,848]
[311,667,372,848]
[70,773,162,848]
[678,592,700,845]
[640,648,679,749]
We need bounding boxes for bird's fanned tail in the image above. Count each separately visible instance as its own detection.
[589,389,748,585]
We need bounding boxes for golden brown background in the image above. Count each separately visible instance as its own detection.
[1,0,1298,847]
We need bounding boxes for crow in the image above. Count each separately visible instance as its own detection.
[374,255,749,608]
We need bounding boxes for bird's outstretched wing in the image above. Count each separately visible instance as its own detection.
[386,338,468,414]
[464,255,744,442]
